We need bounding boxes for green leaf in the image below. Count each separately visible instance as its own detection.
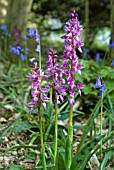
[59,100,68,113]
[77,100,101,151]
[59,110,84,120]
[57,149,66,170]
[78,88,114,151]
[101,151,114,170]
[58,127,66,144]
[44,102,53,118]
[70,135,103,170]
[5,145,39,155]
[7,164,26,170]
[0,114,22,141]
[11,121,37,133]
[71,133,114,170]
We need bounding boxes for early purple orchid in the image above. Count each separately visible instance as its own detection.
[45,48,67,104]
[28,62,49,112]
[61,10,84,105]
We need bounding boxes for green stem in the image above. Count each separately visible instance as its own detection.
[38,99,46,170]
[54,89,58,169]
[50,87,53,105]
[65,105,73,170]
[100,94,103,169]
[4,37,7,59]
[69,105,73,126]
[107,95,113,148]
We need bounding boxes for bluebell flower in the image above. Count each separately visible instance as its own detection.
[23,36,28,40]
[20,54,26,61]
[94,75,102,89]
[35,45,40,52]
[28,28,35,37]
[94,75,105,97]
[28,28,40,53]
[111,59,114,66]
[28,28,39,41]
[95,53,101,62]
[10,46,19,55]
[100,83,105,92]
[24,48,28,54]
[0,24,10,37]
[10,45,21,55]
[1,24,6,30]
[98,83,105,97]
[34,29,39,43]
[10,45,27,61]
[109,40,114,48]
[82,48,89,57]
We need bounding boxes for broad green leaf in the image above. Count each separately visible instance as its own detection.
[71,133,114,170]
[7,164,26,170]
[11,121,37,133]
[58,127,66,144]
[44,102,53,118]
[59,110,84,120]
[5,145,39,155]
[59,100,68,113]
[73,125,84,130]
[71,135,103,170]
[57,149,66,170]
[35,164,55,170]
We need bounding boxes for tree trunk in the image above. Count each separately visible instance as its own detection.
[0,0,8,24]
[110,0,114,63]
[85,0,89,42]
[6,0,33,40]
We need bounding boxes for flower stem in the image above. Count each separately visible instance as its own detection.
[65,105,73,170]
[38,99,46,170]
[69,104,73,126]
[4,37,7,59]
[54,89,58,169]
[100,94,103,169]
[50,87,53,104]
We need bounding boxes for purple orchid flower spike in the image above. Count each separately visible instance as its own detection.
[61,10,84,104]
[45,48,67,104]
[28,62,49,112]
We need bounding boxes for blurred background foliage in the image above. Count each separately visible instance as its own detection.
[0,0,112,55]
